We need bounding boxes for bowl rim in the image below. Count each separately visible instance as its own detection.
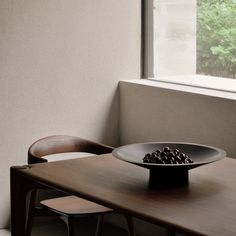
[112,142,226,167]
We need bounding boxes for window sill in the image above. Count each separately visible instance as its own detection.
[120,77,236,101]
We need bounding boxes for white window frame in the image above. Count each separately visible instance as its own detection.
[143,0,236,94]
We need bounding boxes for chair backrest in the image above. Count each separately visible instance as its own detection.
[28,135,114,164]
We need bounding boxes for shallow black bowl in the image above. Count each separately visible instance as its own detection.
[112,142,226,187]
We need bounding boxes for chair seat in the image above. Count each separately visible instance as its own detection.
[26,136,132,236]
[44,152,96,162]
[41,196,113,216]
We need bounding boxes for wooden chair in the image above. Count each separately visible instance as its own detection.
[27,135,135,236]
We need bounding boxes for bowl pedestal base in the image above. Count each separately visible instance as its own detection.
[149,169,189,188]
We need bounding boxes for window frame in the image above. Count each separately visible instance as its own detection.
[142,0,236,94]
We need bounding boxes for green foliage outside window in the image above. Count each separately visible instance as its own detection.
[197,0,236,78]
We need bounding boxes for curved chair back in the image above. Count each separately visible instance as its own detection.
[28,135,114,164]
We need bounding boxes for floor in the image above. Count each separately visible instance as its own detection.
[1,215,183,236]
[0,230,11,236]
[31,216,128,236]
[0,217,128,236]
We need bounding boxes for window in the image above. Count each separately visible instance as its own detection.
[144,0,236,92]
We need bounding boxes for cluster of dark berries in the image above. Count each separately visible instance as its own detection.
[143,146,194,164]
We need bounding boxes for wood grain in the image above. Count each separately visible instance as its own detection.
[19,154,236,236]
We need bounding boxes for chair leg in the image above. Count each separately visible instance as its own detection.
[125,215,135,236]
[61,216,77,236]
[167,229,175,236]
[95,215,105,236]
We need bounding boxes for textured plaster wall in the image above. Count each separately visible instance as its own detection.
[0,0,140,228]
[120,81,236,157]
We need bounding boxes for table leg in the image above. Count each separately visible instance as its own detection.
[25,189,37,236]
[10,166,45,236]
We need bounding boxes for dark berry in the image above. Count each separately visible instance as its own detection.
[180,153,186,160]
[160,151,167,157]
[155,149,161,154]
[143,147,194,165]
[174,149,180,155]
[185,158,194,164]
[153,151,160,156]
[163,146,170,153]
[168,152,174,158]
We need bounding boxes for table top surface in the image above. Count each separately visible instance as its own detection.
[18,154,236,236]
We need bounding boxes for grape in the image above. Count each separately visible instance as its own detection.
[142,146,194,164]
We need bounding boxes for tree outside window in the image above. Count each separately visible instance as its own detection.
[197,0,236,79]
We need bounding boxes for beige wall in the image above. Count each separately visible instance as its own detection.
[0,0,140,228]
[120,81,236,157]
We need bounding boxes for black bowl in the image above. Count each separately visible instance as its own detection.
[112,142,226,187]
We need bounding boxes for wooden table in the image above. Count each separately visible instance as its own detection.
[11,154,236,236]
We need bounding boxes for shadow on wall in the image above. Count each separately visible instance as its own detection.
[100,86,120,147]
